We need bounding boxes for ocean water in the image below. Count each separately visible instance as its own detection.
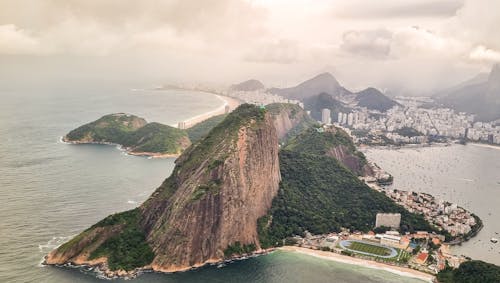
[365,145,500,265]
[0,81,425,282]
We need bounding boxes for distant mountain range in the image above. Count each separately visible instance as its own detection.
[436,64,500,122]
[266,72,400,117]
[230,79,265,92]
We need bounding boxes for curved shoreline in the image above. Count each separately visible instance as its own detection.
[279,246,435,282]
[179,92,241,128]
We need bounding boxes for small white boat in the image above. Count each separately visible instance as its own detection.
[491,238,498,243]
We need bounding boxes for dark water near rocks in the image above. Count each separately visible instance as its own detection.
[0,81,424,282]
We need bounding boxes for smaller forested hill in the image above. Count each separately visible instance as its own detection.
[258,149,435,248]
[284,127,372,176]
[64,113,190,155]
[437,260,500,283]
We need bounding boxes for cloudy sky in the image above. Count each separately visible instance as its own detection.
[1,0,499,94]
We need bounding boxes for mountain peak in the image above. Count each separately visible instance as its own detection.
[306,72,340,87]
[268,72,345,100]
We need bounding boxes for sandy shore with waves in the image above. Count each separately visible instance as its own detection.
[181,93,241,128]
[279,246,435,283]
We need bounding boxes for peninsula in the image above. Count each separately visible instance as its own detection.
[63,113,190,157]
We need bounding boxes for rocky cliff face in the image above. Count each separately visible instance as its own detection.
[140,105,281,271]
[325,144,373,176]
[46,104,282,274]
[266,103,316,142]
[284,126,373,177]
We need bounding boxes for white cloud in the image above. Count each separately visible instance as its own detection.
[244,40,300,64]
[0,0,498,93]
[0,24,41,54]
[340,29,393,59]
[469,45,500,62]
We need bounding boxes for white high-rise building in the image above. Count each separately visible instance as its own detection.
[322,108,331,124]
[347,113,354,126]
[341,113,347,125]
[338,112,343,123]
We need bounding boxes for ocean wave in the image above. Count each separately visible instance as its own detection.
[38,235,76,253]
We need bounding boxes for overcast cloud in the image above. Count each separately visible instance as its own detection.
[0,0,499,94]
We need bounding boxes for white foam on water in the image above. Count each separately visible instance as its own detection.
[38,235,76,253]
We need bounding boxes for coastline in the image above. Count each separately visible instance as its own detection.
[60,137,179,159]
[279,246,435,283]
[180,92,241,128]
[45,248,275,279]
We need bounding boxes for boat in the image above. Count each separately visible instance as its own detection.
[491,238,498,243]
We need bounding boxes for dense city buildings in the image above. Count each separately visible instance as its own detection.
[334,96,500,145]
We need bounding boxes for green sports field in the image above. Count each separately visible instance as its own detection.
[347,241,393,256]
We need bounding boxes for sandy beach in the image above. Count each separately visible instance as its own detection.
[181,93,242,128]
[279,246,435,283]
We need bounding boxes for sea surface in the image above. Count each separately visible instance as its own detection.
[365,145,500,265]
[0,81,426,282]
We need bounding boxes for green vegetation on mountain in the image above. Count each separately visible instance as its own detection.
[285,127,358,155]
[125,122,188,153]
[179,104,266,173]
[437,260,500,283]
[65,113,189,154]
[284,127,370,175]
[186,114,227,143]
[89,209,154,271]
[258,150,435,248]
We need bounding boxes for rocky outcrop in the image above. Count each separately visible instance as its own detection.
[284,126,373,177]
[140,105,281,271]
[266,103,316,142]
[326,144,373,176]
[45,225,123,266]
